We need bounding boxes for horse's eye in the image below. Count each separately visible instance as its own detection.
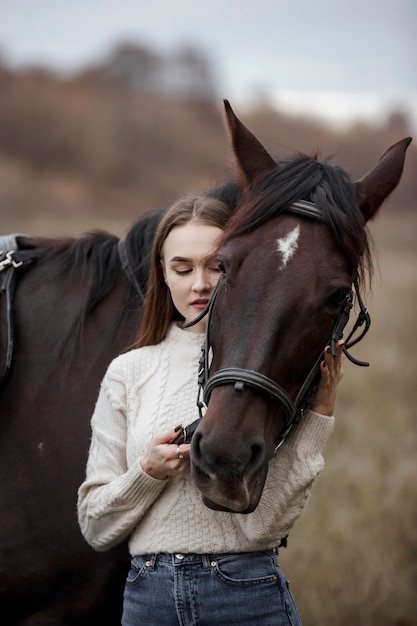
[218,260,226,275]
[326,288,351,310]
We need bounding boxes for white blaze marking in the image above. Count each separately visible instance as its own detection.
[277,225,300,268]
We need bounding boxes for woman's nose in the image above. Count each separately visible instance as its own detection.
[192,270,211,292]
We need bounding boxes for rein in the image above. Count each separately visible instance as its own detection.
[173,200,371,449]
[0,235,35,388]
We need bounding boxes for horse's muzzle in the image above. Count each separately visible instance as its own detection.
[190,425,269,513]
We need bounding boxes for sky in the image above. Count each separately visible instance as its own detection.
[1,0,416,131]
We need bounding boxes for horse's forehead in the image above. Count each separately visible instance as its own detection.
[223,218,345,275]
[276,225,300,269]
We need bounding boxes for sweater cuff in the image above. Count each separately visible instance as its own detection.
[285,409,334,456]
[112,458,169,507]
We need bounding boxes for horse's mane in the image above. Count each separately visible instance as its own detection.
[222,153,373,289]
[19,208,164,354]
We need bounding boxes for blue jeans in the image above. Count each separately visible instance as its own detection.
[122,551,302,625]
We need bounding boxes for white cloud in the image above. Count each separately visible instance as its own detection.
[269,89,417,131]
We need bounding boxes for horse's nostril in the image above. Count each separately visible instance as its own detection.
[250,443,263,468]
[191,431,203,459]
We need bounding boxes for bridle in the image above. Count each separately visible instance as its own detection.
[173,200,371,449]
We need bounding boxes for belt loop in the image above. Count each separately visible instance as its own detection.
[144,554,157,571]
[202,554,212,571]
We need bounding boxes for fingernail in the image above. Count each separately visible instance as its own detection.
[174,424,182,432]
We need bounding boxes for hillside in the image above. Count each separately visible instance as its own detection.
[0,60,415,237]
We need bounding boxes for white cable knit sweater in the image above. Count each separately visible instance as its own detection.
[77,323,334,556]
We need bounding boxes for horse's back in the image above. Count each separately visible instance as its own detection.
[0,233,143,625]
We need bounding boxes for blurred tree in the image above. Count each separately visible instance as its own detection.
[163,44,218,100]
[78,40,218,100]
[97,41,161,92]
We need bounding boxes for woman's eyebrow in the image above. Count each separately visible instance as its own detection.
[169,256,192,263]
[169,254,217,263]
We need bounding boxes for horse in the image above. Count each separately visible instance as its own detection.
[0,213,163,625]
[189,100,412,514]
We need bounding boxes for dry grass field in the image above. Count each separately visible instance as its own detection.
[280,210,417,626]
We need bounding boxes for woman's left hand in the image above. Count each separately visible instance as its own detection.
[310,339,345,416]
[140,426,191,480]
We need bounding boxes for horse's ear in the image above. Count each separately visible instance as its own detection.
[355,137,412,221]
[224,100,277,186]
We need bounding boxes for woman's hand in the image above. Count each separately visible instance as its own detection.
[310,339,345,417]
[140,426,191,480]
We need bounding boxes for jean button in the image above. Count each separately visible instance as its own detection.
[175,553,185,559]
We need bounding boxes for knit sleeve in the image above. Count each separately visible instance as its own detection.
[77,363,169,552]
[235,409,334,545]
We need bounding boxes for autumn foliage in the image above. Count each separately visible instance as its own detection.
[0,42,415,236]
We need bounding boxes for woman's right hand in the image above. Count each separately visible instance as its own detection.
[310,339,345,417]
[140,427,191,480]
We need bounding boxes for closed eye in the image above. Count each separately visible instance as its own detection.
[174,268,192,275]
[217,259,227,275]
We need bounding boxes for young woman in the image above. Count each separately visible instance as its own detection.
[78,192,344,626]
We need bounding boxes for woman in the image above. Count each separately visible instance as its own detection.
[78,192,344,625]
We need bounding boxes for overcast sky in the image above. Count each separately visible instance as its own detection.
[1,0,416,129]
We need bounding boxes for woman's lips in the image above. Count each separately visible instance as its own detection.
[191,299,209,310]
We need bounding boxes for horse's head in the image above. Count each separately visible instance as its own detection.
[190,100,411,513]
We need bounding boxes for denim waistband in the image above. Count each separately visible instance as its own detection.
[138,549,280,572]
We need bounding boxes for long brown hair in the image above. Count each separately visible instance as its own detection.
[136,193,232,347]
